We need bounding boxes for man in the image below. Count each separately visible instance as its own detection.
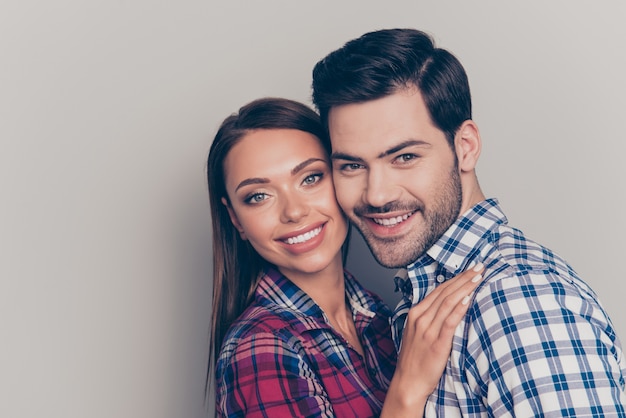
[312,28,626,417]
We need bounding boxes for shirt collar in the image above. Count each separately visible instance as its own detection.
[422,198,506,272]
[395,198,507,301]
[255,266,383,327]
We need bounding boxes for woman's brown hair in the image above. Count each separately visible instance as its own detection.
[206,97,346,397]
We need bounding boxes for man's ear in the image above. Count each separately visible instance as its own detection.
[455,120,482,172]
[221,197,247,240]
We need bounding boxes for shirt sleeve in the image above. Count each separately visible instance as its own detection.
[464,272,626,417]
[216,330,334,418]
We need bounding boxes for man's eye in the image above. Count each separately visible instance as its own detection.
[399,154,416,162]
[341,163,364,171]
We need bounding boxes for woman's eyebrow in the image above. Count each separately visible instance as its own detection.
[291,158,326,175]
[235,177,269,192]
[234,158,326,192]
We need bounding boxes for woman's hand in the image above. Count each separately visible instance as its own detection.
[381,263,485,418]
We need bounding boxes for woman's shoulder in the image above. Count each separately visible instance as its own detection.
[219,302,312,353]
[224,303,288,341]
[216,303,310,371]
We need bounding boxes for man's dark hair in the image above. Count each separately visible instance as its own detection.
[312,28,472,148]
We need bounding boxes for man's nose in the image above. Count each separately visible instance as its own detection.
[363,167,401,208]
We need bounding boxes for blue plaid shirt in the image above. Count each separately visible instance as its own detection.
[392,199,626,417]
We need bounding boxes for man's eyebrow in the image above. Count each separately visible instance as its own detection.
[377,139,430,158]
[331,139,429,161]
[330,151,362,162]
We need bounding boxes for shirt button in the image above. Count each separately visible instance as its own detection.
[436,275,445,283]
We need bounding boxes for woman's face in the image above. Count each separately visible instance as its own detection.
[223,128,348,280]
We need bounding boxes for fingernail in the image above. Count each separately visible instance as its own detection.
[472,262,484,272]
[467,261,476,270]
[471,273,482,283]
[462,295,471,305]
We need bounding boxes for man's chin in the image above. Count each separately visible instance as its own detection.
[351,221,420,267]
[365,237,417,269]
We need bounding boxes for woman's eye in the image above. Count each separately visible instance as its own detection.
[303,173,323,185]
[244,193,269,204]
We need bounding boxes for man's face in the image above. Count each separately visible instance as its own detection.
[328,87,462,268]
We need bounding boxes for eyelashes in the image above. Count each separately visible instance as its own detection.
[242,172,326,206]
[243,192,269,204]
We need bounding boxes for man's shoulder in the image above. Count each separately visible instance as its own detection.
[467,222,608,326]
[485,222,578,281]
[465,225,617,347]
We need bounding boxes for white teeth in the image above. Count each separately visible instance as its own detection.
[372,212,413,226]
[285,226,322,244]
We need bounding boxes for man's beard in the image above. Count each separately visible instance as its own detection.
[351,167,463,268]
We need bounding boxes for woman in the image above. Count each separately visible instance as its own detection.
[207,97,483,417]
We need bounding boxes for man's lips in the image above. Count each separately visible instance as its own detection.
[366,210,416,227]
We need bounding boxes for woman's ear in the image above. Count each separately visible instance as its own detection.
[221,197,247,240]
[455,120,482,172]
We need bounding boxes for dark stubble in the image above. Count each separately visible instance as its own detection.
[351,166,463,268]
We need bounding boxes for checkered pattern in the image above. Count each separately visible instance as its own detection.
[393,199,626,417]
[216,267,396,417]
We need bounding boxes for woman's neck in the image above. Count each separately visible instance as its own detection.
[279,259,364,356]
[279,257,345,313]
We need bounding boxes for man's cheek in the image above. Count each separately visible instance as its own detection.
[334,183,357,211]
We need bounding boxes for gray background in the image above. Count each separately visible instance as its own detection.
[1,1,624,417]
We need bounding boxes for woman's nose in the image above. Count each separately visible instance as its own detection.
[280,194,309,223]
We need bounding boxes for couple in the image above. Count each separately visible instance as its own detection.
[208,28,626,417]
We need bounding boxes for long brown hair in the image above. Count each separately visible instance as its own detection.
[206,97,342,394]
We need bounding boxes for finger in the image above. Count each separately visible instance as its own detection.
[427,272,484,342]
[405,265,484,340]
[434,289,478,343]
[425,270,483,335]
[407,263,484,320]
[423,262,484,305]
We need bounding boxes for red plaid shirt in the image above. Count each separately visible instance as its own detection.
[215,267,396,417]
